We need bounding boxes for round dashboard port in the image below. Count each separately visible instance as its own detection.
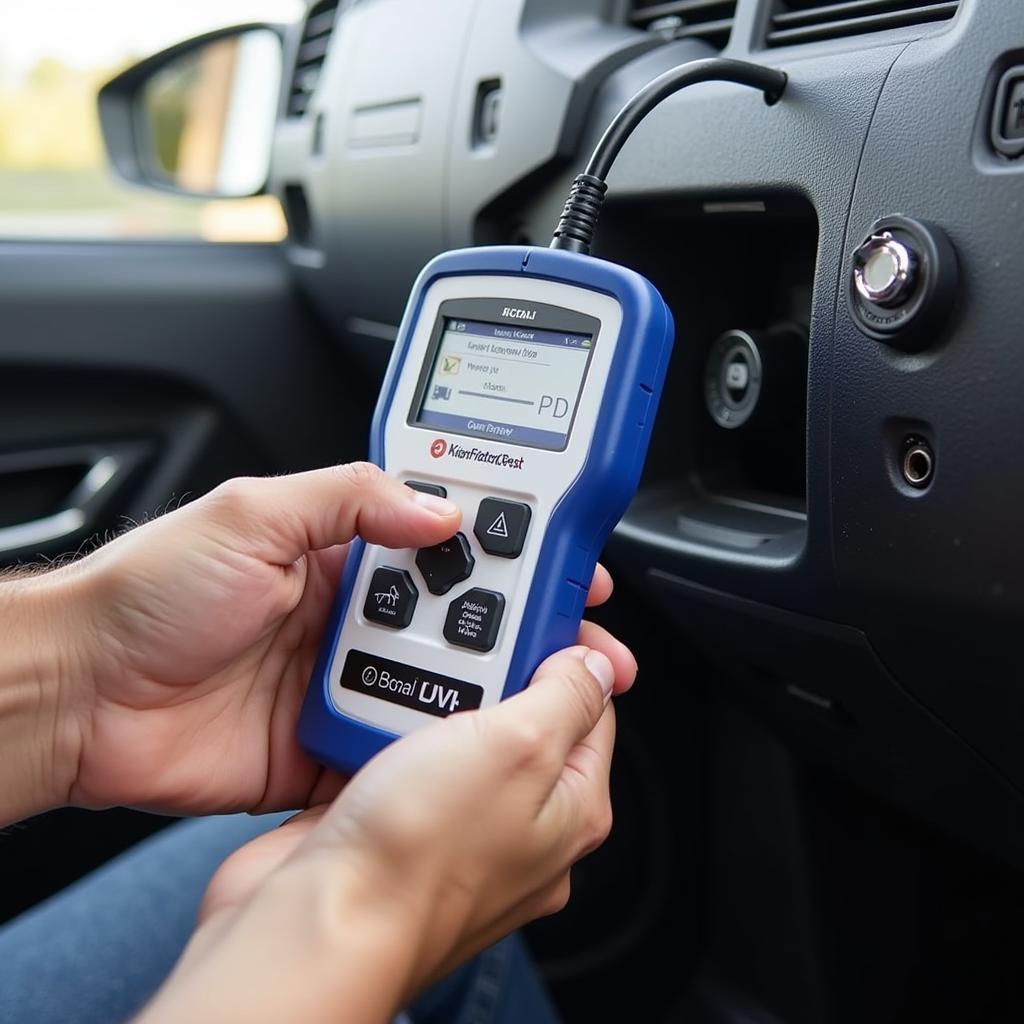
[902,439,934,489]
[704,330,763,429]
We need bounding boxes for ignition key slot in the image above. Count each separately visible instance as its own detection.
[705,330,763,429]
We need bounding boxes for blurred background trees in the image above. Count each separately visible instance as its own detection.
[0,1,297,240]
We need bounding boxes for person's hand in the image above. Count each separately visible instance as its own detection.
[137,645,629,1024]
[28,464,632,817]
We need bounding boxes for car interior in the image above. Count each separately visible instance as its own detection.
[3,0,1024,1021]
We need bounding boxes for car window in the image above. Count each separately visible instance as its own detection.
[0,0,301,242]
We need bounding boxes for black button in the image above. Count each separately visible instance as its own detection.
[363,567,417,629]
[405,480,447,498]
[444,588,505,652]
[473,498,531,558]
[415,532,474,595]
[1002,76,1024,142]
[992,68,1024,159]
[338,649,483,718]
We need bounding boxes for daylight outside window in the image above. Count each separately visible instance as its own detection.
[0,0,301,241]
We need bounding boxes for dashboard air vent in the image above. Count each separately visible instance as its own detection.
[629,0,738,51]
[287,0,339,117]
[766,0,959,47]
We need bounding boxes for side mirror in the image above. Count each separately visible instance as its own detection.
[98,25,283,199]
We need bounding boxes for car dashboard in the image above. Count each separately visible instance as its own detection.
[268,0,1024,1018]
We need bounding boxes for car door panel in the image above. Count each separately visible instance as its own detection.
[0,238,377,921]
[0,241,375,570]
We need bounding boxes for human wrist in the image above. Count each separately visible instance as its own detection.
[279,848,438,1014]
[142,851,430,1024]
[318,853,429,1009]
[0,566,92,823]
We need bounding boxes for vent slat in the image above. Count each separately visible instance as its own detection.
[773,0,952,26]
[767,0,958,46]
[303,9,337,37]
[629,0,737,50]
[287,0,339,117]
[291,65,322,91]
[630,0,735,22]
[672,17,735,42]
[296,34,331,65]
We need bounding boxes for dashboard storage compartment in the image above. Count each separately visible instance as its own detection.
[596,193,815,557]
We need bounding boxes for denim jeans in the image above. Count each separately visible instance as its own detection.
[0,814,560,1024]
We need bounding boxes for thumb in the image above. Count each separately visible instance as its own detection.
[491,646,615,764]
[200,464,461,564]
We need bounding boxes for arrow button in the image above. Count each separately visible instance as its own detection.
[415,532,474,596]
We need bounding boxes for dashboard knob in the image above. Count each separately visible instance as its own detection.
[846,216,957,351]
[852,232,916,307]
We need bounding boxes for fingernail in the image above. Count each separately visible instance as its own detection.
[584,649,615,700]
[412,491,458,516]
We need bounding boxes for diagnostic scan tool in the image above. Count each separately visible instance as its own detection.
[299,58,786,774]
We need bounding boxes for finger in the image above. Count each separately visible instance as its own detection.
[202,464,461,563]
[306,768,347,808]
[427,874,573,988]
[585,563,613,607]
[540,704,616,864]
[575,620,637,695]
[563,702,616,787]
[493,646,614,762]
[562,704,616,842]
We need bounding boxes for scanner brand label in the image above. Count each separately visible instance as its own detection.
[444,441,525,470]
[427,436,525,469]
[339,649,483,718]
[501,306,537,321]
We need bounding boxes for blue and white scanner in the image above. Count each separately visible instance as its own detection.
[299,58,787,773]
[299,245,674,773]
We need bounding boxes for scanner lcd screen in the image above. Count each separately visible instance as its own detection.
[415,317,593,451]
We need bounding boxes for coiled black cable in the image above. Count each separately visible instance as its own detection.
[550,58,787,255]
